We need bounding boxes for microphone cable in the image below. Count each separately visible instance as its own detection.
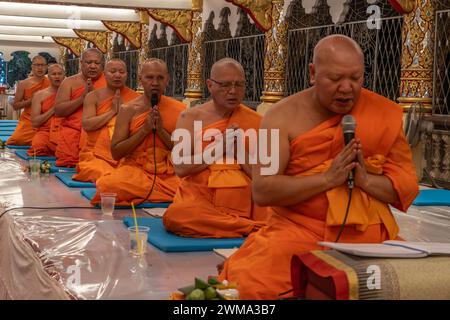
[135,105,158,207]
[334,186,353,242]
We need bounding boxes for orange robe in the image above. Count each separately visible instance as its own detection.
[27,92,57,156]
[163,105,270,238]
[6,77,50,146]
[55,74,106,167]
[219,89,419,299]
[72,87,140,182]
[92,95,186,206]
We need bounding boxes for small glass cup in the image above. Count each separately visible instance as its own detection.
[100,193,116,216]
[29,159,41,176]
[128,226,150,256]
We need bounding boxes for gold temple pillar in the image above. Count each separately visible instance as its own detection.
[137,11,150,92]
[183,0,204,107]
[257,0,288,115]
[398,0,435,113]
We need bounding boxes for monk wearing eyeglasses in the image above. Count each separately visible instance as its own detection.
[162,57,270,238]
[6,55,50,146]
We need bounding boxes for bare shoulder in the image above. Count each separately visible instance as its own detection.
[178,102,210,123]
[60,73,83,89]
[262,93,303,128]
[119,96,143,117]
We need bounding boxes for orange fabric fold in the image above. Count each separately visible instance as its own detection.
[6,77,50,146]
[163,105,270,238]
[93,95,186,205]
[27,92,57,156]
[219,89,419,299]
[55,74,106,167]
[72,87,140,182]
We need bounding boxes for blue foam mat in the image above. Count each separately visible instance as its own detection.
[50,164,76,173]
[412,189,450,206]
[0,130,14,135]
[0,135,11,141]
[6,145,30,150]
[0,126,17,130]
[55,172,95,188]
[0,120,18,123]
[15,149,56,161]
[123,217,245,252]
[80,189,172,209]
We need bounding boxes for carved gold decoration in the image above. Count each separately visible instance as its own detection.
[147,9,192,42]
[52,37,83,57]
[137,11,150,93]
[388,0,416,14]
[184,9,204,102]
[259,0,287,111]
[227,0,272,31]
[58,46,66,64]
[102,21,142,49]
[398,0,434,112]
[74,30,110,54]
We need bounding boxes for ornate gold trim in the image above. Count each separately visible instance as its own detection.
[398,0,434,110]
[73,30,110,54]
[184,9,204,101]
[147,9,192,42]
[102,21,142,49]
[227,0,272,31]
[52,37,83,57]
[388,0,416,14]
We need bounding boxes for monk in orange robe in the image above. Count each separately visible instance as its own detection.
[92,58,186,206]
[163,58,269,238]
[54,48,106,167]
[27,64,65,156]
[219,35,419,299]
[6,55,50,146]
[72,59,140,182]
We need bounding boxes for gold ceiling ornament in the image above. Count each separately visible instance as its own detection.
[398,0,434,111]
[52,37,83,57]
[74,30,110,54]
[226,0,272,31]
[102,21,142,49]
[388,0,416,14]
[147,8,192,42]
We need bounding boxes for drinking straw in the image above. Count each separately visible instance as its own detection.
[131,202,142,256]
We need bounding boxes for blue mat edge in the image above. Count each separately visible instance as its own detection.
[55,172,96,188]
[123,217,244,252]
[80,189,171,209]
[412,189,450,206]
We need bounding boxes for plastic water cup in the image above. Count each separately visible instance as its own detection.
[29,159,41,176]
[100,193,116,216]
[128,226,150,256]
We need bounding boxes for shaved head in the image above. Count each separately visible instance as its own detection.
[142,58,168,74]
[47,63,64,72]
[210,58,244,79]
[81,48,103,61]
[106,58,127,71]
[32,55,47,64]
[313,35,364,66]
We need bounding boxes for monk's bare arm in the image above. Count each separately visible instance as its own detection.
[172,110,209,178]
[12,81,30,110]
[82,92,116,132]
[54,79,85,117]
[30,92,53,128]
[110,105,149,160]
[252,107,354,207]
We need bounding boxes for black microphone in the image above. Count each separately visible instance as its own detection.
[341,115,356,189]
[150,93,159,133]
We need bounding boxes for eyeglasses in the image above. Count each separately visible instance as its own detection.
[32,64,47,67]
[210,79,245,90]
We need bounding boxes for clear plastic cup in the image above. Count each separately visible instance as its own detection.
[29,159,41,175]
[128,226,150,256]
[100,193,116,216]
